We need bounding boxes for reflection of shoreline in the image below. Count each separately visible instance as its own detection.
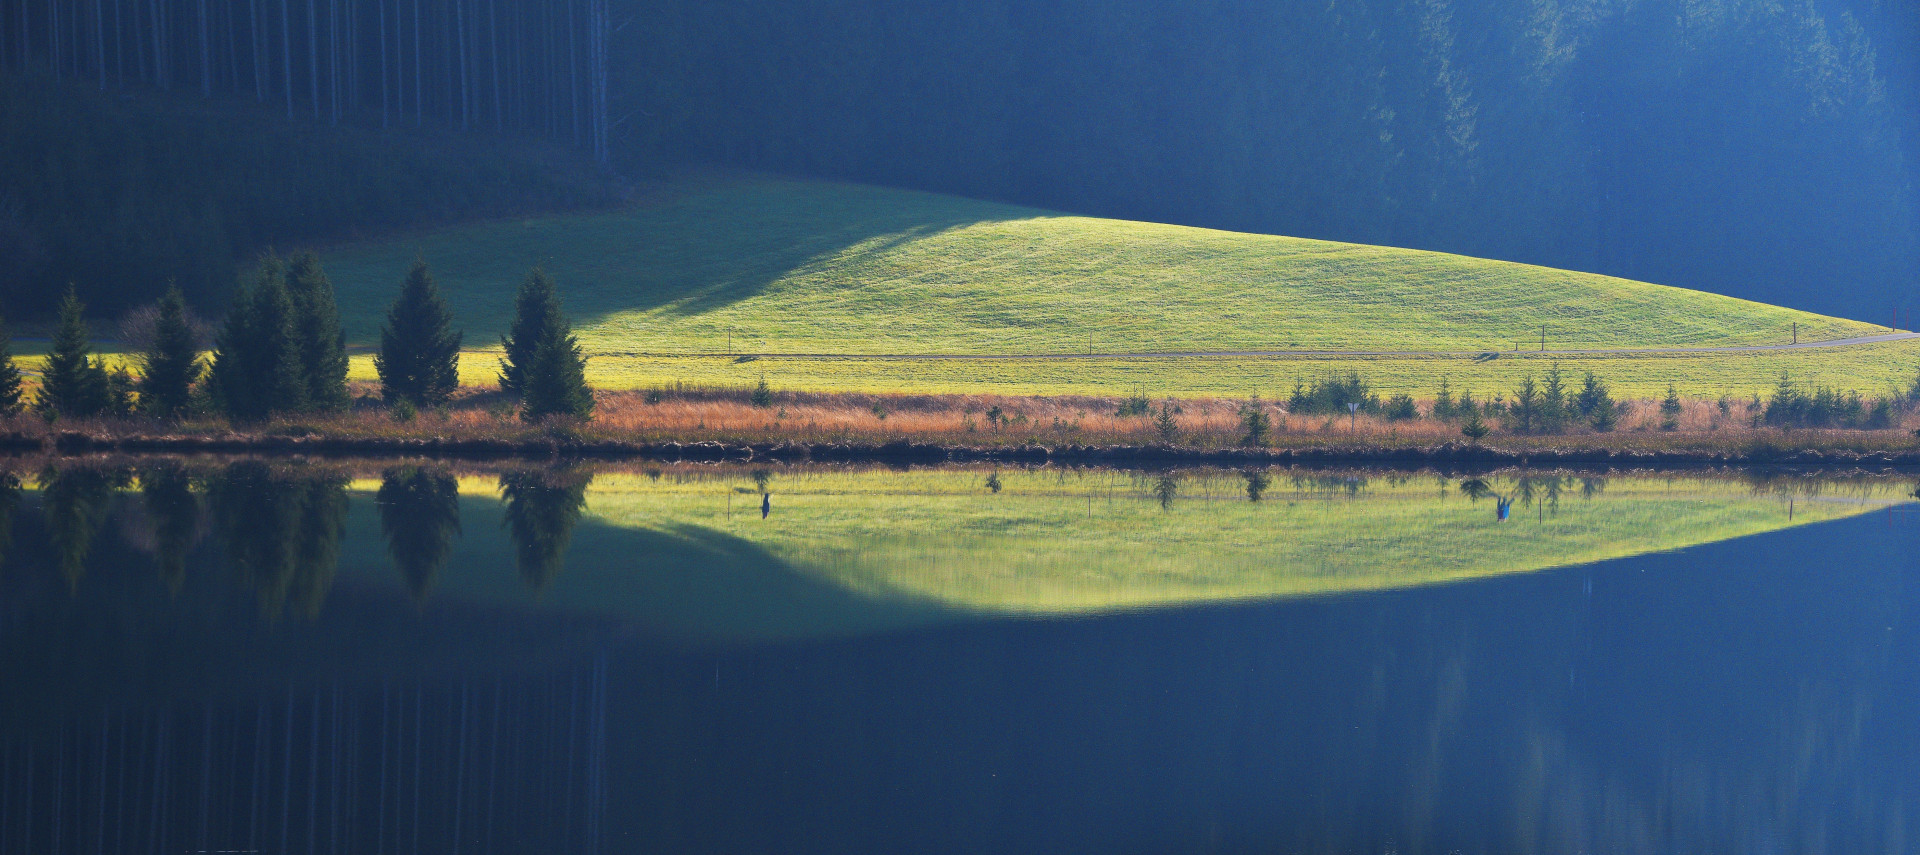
[0,462,1910,643]
[11,429,1920,469]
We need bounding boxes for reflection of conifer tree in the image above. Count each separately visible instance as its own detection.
[208,462,300,617]
[0,473,19,571]
[1153,474,1178,510]
[499,468,592,592]
[140,464,202,594]
[1243,469,1271,502]
[289,476,350,619]
[378,466,462,602]
[208,463,349,620]
[40,466,119,591]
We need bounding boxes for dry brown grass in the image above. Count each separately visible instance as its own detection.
[13,383,1920,456]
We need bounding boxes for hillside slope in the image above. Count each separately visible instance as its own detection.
[322,175,1876,359]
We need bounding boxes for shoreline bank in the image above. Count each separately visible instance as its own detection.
[12,430,1920,471]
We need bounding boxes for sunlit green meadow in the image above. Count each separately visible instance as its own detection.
[316,174,1879,360]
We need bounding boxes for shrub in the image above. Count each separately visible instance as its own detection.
[1573,371,1611,417]
[1510,376,1539,433]
[1239,396,1272,447]
[1431,378,1456,420]
[750,377,775,408]
[1461,409,1489,442]
[1539,363,1568,433]
[1286,371,1380,415]
[1590,399,1618,432]
[1115,387,1152,417]
[1660,385,1682,431]
[1154,403,1178,441]
[1383,393,1418,421]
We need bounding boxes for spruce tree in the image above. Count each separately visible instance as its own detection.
[521,326,594,422]
[499,267,561,397]
[375,259,462,407]
[0,313,23,417]
[37,287,113,419]
[210,258,307,421]
[286,252,350,412]
[137,285,205,419]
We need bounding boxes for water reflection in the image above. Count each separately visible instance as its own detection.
[498,466,592,592]
[206,462,349,621]
[378,465,463,601]
[136,462,201,594]
[40,466,118,591]
[0,460,1915,853]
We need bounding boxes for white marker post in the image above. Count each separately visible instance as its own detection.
[1347,401,1359,433]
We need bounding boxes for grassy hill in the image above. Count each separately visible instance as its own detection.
[314,173,1912,398]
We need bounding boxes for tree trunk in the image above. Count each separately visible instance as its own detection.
[455,0,468,129]
[328,0,337,124]
[411,0,420,126]
[149,0,166,89]
[198,0,210,96]
[250,0,263,100]
[380,0,389,127]
[567,0,578,146]
[487,0,499,132]
[307,0,319,118]
[283,0,294,117]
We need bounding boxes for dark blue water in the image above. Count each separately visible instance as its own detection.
[1,462,1916,853]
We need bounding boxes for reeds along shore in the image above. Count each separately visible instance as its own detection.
[11,386,1920,460]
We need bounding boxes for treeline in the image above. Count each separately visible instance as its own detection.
[623,0,1916,321]
[8,254,593,423]
[0,0,612,156]
[0,76,611,317]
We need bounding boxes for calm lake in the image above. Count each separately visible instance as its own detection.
[1,459,1916,853]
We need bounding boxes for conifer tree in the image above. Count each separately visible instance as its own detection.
[499,267,561,397]
[521,329,594,422]
[286,252,351,411]
[210,258,307,421]
[1661,384,1683,431]
[0,313,24,417]
[376,259,462,407]
[37,287,113,419]
[137,285,205,419]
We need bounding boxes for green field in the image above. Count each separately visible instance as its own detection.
[309,174,1912,399]
[325,468,1898,641]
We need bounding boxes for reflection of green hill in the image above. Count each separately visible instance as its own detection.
[350,470,1905,639]
[336,492,959,641]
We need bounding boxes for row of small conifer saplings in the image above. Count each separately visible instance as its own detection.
[0,254,594,423]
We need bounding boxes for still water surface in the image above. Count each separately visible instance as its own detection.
[0,460,1916,853]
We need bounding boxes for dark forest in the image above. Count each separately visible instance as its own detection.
[0,0,1914,320]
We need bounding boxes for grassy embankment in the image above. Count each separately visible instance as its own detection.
[321,467,1904,638]
[303,173,1914,400]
